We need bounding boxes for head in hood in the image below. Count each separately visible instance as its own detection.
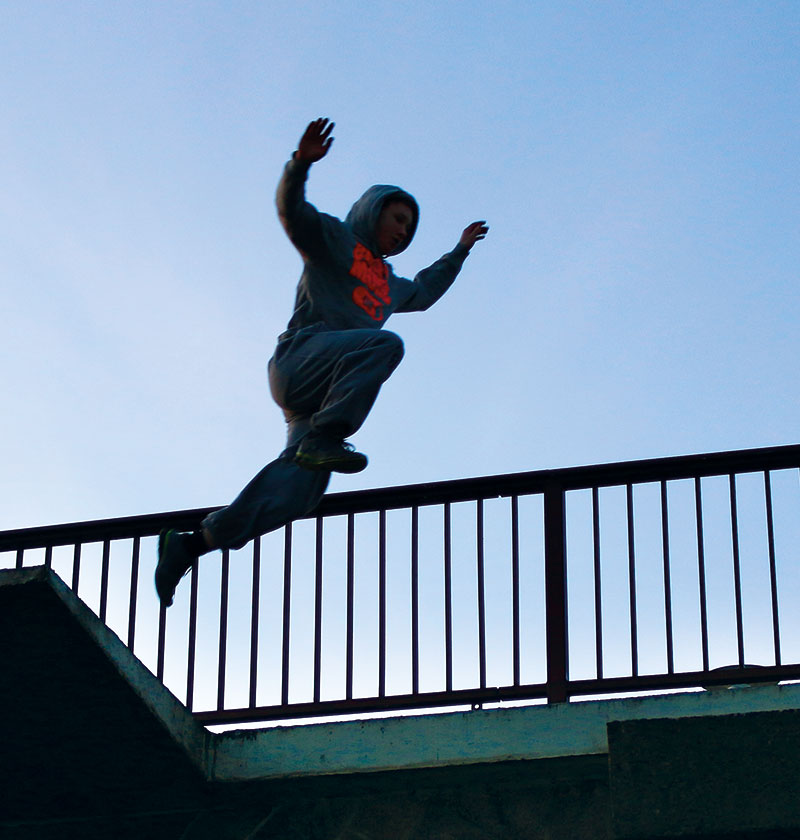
[345,185,419,257]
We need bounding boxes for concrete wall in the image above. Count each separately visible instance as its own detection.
[4,567,800,839]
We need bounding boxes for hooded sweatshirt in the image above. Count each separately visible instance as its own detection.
[275,156,470,334]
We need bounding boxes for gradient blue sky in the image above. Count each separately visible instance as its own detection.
[3,1,799,530]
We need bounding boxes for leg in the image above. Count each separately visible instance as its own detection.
[270,327,404,470]
[156,327,401,606]
[270,327,404,440]
[201,449,330,550]
[309,329,404,438]
[156,440,330,607]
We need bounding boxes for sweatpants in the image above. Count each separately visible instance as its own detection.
[202,324,404,550]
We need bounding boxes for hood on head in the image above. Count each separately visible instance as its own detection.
[345,185,419,257]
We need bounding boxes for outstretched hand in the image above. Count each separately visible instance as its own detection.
[459,221,489,251]
[296,117,334,163]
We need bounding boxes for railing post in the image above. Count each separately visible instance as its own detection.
[544,483,568,703]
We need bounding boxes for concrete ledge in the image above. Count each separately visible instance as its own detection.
[212,680,800,782]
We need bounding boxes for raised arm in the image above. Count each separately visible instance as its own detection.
[276,118,336,257]
[396,220,489,312]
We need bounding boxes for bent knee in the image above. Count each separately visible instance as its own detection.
[379,330,405,365]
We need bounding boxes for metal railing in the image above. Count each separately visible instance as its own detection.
[3,443,800,725]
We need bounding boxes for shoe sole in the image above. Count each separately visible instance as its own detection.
[294,452,368,474]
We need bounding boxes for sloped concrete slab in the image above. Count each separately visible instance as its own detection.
[0,566,209,823]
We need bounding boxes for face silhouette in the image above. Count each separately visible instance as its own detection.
[375,201,415,256]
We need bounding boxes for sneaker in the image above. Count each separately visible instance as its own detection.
[294,434,368,473]
[155,529,194,607]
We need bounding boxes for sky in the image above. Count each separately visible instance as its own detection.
[2,0,799,532]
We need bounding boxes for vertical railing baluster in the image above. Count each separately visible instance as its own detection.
[217,549,230,711]
[249,538,261,708]
[729,475,745,667]
[281,524,293,707]
[626,484,638,678]
[764,471,781,666]
[15,548,23,569]
[71,543,81,593]
[99,539,111,623]
[592,487,603,680]
[346,514,355,701]
[44,545,53,570]
[313,517,324,704]
[444,502,453,693]
[379,510,387,698]
[695,477,710,672]
[186,559,199,710]
[544,484,568,703]
[156,600,167,682]
[661,481,674,674]
[411,506,419,695]
[511,495,521,687]
[127,537,140,651]
[476,499,486,690]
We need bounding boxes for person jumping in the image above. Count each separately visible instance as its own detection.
[155,117,488,607]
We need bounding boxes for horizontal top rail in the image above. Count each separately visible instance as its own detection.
[3,442,800,551]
